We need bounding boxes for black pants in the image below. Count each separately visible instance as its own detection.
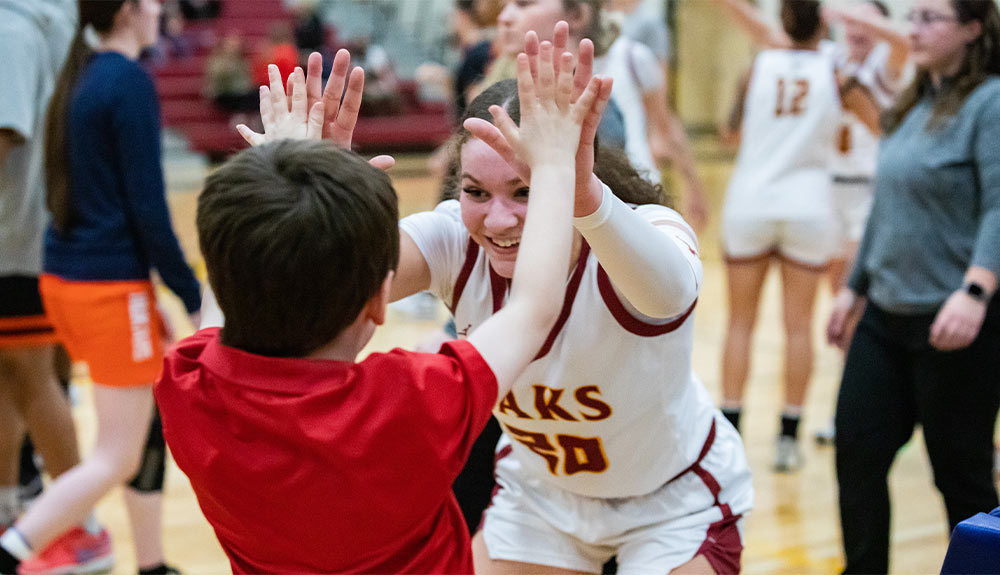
[836,301,1000,574]
[453,416,502,534]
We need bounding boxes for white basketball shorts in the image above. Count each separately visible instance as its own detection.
[480,413,754,574]
[722,213,840,269]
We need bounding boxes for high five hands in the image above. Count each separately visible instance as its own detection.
[237,49,395,171]
[464,22,614,216]
[481,24,607,176]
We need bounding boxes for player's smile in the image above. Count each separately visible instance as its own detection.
[459,138,529,279]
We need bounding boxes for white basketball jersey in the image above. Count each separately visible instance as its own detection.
[827,42,904,179]
[401,200,717,498]
[724,49,842,220]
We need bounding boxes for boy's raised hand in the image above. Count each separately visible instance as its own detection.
[237,65,323,145]
[487,41,600,170]
[238,50,394,170]
[464,23,612,203]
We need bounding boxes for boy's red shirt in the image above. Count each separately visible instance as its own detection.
[155,328,497,574]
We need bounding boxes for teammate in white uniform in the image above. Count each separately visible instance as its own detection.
[402,74,752,574]
[711,0,879,471]
[824,1,910,289]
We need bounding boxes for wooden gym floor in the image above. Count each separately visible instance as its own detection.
[62,141,954,574]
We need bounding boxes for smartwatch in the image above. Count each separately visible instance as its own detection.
[963,281,989,303]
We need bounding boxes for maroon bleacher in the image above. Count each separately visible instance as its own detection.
[154,0,451,160]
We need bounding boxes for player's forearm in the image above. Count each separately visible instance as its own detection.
[841,12,907,47]
[509,162,575,321]
[575,186,699,318]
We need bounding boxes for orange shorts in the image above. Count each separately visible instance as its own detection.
[0,276,58,348]
[39,275,165,387]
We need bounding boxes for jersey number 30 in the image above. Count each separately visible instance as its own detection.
[505,425,609,475]
[775,78,810,116]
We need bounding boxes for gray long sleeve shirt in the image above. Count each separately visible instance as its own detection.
[849,76,1000,314]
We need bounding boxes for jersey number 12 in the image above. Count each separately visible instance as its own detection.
[775,78,810,116]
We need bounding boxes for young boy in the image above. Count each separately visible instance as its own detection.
[154,41,600,571]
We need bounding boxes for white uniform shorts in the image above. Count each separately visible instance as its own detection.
[832,176,874,249]
[480,413,754,574]
[721,213,840,269]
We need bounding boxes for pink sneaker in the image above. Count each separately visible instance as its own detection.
[18,527,113,575]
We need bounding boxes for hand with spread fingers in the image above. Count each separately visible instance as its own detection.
[238,50,394,171]
[482,38,603,175]
[463,22,613,214]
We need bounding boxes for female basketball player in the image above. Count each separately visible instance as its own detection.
[0,2,199,574]
[711,0,879,471]
[827,0,1000,570]
[242,24,753,575]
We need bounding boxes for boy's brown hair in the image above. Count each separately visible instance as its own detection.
[197,140,399,357]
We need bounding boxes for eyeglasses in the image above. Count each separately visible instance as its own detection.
[906,9,959,27]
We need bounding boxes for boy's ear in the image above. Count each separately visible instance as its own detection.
[365,271,395,326]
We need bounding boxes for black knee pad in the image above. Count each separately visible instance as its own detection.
[128,408,166,493]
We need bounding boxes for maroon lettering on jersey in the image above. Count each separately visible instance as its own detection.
[557,434,609,475]
[575,386,612,421]
[506,425,560,473]
[533,386,579,421]
[497,391,531,419]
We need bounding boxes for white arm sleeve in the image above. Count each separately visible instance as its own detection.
[574,184,701,319]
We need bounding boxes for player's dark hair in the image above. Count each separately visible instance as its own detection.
[447,78,670,208]
[197,140,399,357]
[884,0,1000,133]
[45,0,134,233]
[781,0,823,44]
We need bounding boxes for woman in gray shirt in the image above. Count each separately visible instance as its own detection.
[826,0,1000,572]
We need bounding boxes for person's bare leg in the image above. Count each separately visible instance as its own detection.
[123,489,165,570]
[0,378,24,486]
[13,384,154,551]
[721,259,770,407]
[472,531,593,575]
[0,376,25,526]
[779,261,823,408]
[4,346,79,478]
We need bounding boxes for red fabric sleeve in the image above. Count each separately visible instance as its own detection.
[401,340,498,477]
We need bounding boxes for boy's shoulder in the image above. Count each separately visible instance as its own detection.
[159,330,496,398]
[359,340,497,392]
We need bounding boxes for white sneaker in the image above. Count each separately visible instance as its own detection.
[774,436,803,472]
[814,419,835,446]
